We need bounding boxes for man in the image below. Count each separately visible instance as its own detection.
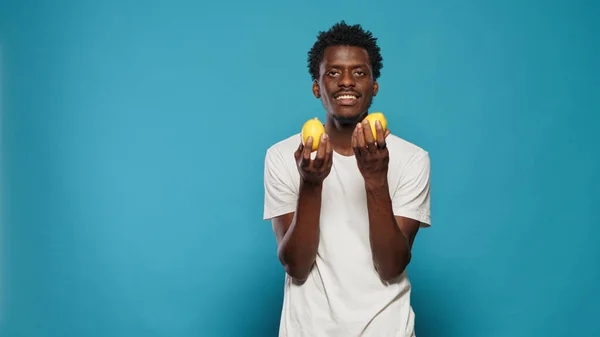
[263,21,431,337]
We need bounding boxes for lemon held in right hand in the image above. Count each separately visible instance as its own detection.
[301,118,325,152]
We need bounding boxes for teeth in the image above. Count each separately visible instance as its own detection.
[337,95,356,100]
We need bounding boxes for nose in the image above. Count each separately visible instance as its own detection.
[338,70,355,87]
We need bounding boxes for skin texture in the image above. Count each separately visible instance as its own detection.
[272,45,420,284]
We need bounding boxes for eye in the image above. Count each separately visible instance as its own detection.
[327,70,340,77]
[354,70,366,77]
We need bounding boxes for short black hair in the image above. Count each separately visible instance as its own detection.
[307,20,383,81]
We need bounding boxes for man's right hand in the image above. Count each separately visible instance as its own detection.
[294,134,333,185]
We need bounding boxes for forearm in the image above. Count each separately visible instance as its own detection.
[366,181,411,282]
[277,181,322,281]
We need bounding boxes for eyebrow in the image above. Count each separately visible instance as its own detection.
[327,64,370,69]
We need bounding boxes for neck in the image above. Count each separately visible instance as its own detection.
[325,112,367,156]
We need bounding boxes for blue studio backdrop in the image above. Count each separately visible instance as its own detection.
[1,0,598,336]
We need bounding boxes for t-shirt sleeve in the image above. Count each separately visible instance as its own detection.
[392,150,431,227]
[263,147,298,220]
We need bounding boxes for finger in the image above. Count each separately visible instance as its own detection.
[313,134,327,168]
[325,135,333,169]
[384,129,390,138]
[362,120,376,152]
[356,123,367,155]
[294,142,304,161]
[352,125,361,155]
[375,120,386,149]
[301,137,313,168]
[351,126,358,154]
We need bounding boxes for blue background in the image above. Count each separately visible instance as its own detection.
[1,0,598,336]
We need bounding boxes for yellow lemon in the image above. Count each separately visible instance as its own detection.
[364,112,387,139]
[301,117,325,151]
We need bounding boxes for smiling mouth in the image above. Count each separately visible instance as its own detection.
[335,93,360,105]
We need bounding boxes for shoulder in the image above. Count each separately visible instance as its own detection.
[264,133,301,176]
[386,134,429,160]
[265,133,301,160]
[385,134,430,172]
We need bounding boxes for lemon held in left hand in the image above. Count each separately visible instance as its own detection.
[364,112,387,139]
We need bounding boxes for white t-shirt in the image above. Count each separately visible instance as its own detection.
[263,132,431,337]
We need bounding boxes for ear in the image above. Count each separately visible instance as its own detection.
[312,80,321,99]
[373,81,379,96]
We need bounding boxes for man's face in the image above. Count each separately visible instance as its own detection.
[313,45,379,124]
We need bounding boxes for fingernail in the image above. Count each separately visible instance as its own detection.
[322,134,327,140]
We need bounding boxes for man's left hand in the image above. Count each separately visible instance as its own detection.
[352,119,391,188]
